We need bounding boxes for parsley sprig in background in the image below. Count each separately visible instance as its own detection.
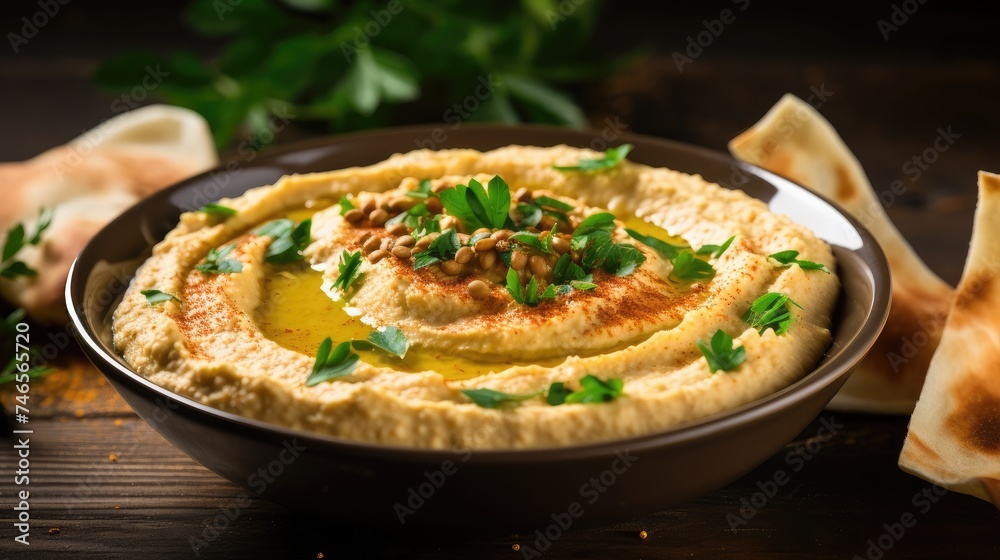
[93,0,629,149]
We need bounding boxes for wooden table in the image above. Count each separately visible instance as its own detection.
[2,2,1000,557]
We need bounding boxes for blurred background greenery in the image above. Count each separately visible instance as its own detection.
[93,0,633,149]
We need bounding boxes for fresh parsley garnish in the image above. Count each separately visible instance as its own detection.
[140,289,180,305]
[385,202,431,229]
[463,375,624,408]
[571,213,646,277]
[552,254,588,284]
[255,219,312,264]
[553,144,633,172]
[532,195,573,212]
[305,338,360,386]
[668,251,715,283]
[413,228,461,269]
[405,179,434,199]
[195,244,243,274]
[551,375,624,405]
[516,202,543,227]
[352,326,409,358]
[438,176,513,231]
[696,236,735,259]
[338,196,355,215]
[333,250,364,291]
[697,329,746,373]
[1,207,52,280]
[198,202,237,217]
[461,388,541,409]
[768,250,831,273]
[625,229,687,259]
[569,280,597,290]
[743,292,802,335]
[508,231,556,255]
[505,268,556,306]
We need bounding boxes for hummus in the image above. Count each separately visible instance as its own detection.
[113,145,839,449]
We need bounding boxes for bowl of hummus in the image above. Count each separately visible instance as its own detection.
[67,125,889,527]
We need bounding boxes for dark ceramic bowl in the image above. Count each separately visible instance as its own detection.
[66,125,890,529]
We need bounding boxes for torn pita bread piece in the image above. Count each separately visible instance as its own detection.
[729,94,953,414]
[0,105,217,324]
[899,171,1000,504]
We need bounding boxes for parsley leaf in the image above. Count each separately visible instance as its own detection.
[257,219,312,264]
[413,228,461,269]
[1,208,53,280]
[141,289,180,305]
[697,236,735,259]
[553,254,587,283]
[516,202,543,227]
[198,202,237,217]
[625,229,687,259]
[668,251,715,283]
[569,280,597,290]
[546,382,573,405]
[385,202,430,228]
[509,231,556,255]
[743,292,803,335]
[333,250,364,291]
[439,176,513,230]
[571,213,646,277]
[697,329,747,373]
[768,250,831,273]
[405,179,434,199]
[561,375,625,404]
[305,338,359,386]
[195,244,243,274]
[533,195,574,212]
[338,196,355,215]
[505,268,557,306]
[352,326,409,358]
[553,144,633,172]
[462,387,541,409]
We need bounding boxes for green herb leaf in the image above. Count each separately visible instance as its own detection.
[305,338,359,386]
[0,209,51,280]
[553,144,634,172]
[561,375,625,404]
[0,365,54,387]
[697,330,747,373]
[506,269,557,306]
[405,179,434,199]
[28,207,53,245]
[569,280,597,290]
[743,292,803,335]
[625,229,687,260]
[462,387,539,409]
[353,326,409,358]
[509,231,556,255]
[505,268,525,304]
[141,289,180,305]
[552,254,587,284]
[768,250,831,273]
[533,195,574,212]
[195,244,243,274]
[0,308,25,336]
[413,228,461,270]
[668,251,715,283]
[261,219,312,264]
[697,236,736,259]
[516,202,543,227]
[338,197,355,215]
[546,382,573,405]
[439,177,512,231]
[198,202,237,217]
[385,203,430,228]
[332,250,364,292]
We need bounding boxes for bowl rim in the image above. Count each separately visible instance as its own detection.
[65,123,891,464]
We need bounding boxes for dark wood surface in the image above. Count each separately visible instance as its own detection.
[2,2,1000,558]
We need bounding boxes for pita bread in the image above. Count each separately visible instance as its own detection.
[899,171,1000,503]
[0,105,216,324]
[729,94,953,414]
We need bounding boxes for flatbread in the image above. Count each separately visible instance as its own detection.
[899,171,1000,503]
[729,94,953,413]
[0,105,216,323]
